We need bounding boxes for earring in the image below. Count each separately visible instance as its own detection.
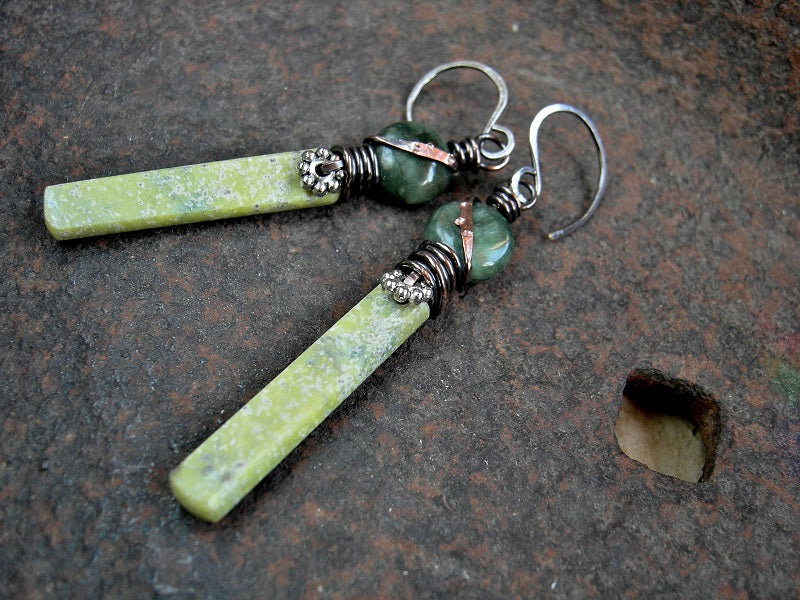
[43,61,514,240]
[388,102,607,315]
[168,103,607,522]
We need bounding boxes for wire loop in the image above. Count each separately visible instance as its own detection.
[405,61,515,170]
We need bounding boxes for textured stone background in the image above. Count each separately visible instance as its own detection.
[1,1,798,597]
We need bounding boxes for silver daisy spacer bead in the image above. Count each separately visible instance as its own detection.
[393,285,411,303]
[381,275,399,292]
[301,174,316,189]
[296,147,343,197]
[409,287,425,304]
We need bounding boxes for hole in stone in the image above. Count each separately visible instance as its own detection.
[614,368,721,482]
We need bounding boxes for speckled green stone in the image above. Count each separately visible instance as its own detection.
[43,150,338,240]
[375,121,451,205]
[424,201,514,281]
[169,286,429,523]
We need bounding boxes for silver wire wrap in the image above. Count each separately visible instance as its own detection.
[447,137,481,173]
[330,143,380,198]
[448,130,515,172]
[486,181,522,223]
[381,240,466,317]
[296,143,380,200]
[485,165,539,224]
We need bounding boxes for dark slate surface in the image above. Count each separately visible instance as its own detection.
[1,2,798,597]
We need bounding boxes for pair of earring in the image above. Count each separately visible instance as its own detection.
[44,61,607,522]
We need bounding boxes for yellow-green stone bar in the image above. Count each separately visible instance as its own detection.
[44,150,338,240]
[169,286,429,523]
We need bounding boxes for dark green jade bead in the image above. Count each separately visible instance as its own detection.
[375,121,451,205]
[424,202,514,281]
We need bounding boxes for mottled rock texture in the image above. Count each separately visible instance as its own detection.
[170,286,429,523]
[44,150,337,239]
[1,1,797,597]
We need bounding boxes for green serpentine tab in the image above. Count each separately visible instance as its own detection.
[169,286,430,523]
[44,150,338,240]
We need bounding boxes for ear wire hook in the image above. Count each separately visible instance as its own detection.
[512,103,607,240]
[405,61,515,171]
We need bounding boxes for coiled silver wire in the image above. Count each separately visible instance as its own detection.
[394,240,465,317]
[486,181,522,223]
[447,137,481,173]
[331,143,380,198]
[329,133,507,199]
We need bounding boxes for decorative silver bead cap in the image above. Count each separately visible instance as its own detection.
[380,269,433,306]
[297,148,345,197]
[380,241,464,317]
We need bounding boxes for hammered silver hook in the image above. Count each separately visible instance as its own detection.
[518,103,607,240]
[405,61,515,169]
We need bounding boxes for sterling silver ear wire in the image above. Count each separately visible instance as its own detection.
[405,60,515,172]
[493,103,608,240]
